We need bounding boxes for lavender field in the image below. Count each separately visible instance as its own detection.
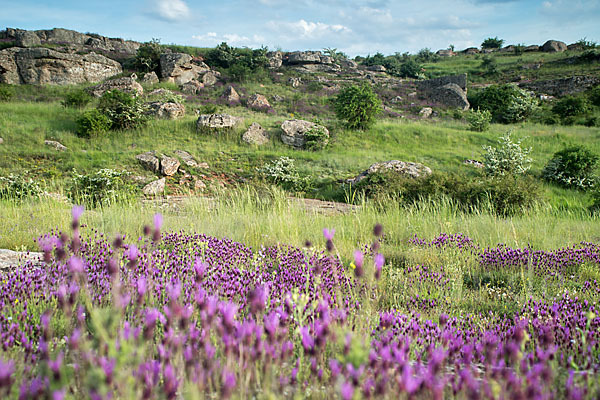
[0,206,599,399]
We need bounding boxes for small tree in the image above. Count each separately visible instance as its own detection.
[134,39,162,73]
[333,83,382,130]
[542,145,598,190]
[482,132,532,177]
[481,37,504,49]
[466,108,492,132]
[98,90,147,130]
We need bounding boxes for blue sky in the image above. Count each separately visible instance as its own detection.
[3,0,600,56]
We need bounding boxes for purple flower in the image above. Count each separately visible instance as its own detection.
[153,213,163,231]
[341,381,354,400]
[71,205,84,222]
[221,369,236,399]
[323,228,335,240]
[0,358,15,388]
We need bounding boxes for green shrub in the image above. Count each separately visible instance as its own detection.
[256,157,312,193]
[480,56,499,76]
[466,108,492,132]
[205,42,269,82]
[0,84,15,101]
[542,145,598,190]
[0,174,43,200]
[76,109,112,138]
[303,124,329,151]
[470,84,538,123]
[333,83,382,130]
[399,59,422,78]
[134,39,162,73]
[68,169,137,207]
[552,96,591,121]
[589,86,600,106]
[145,89,184,104]
[482,132,532,177]
[61,89,92,108]
[98,90,147,130]
[481,37,504,49]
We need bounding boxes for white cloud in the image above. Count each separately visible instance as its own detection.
[152,0,190,21]
[267,19,351,39]
[192,32,266,48]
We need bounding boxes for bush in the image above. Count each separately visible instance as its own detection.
[0,84,14,101]
[466,108,492,132]
[482,132,532,177]
[480,56,499,76]
[589,86,600,106]
[134,39,162,73]
[205,42,269,82]
[61,89,92,108]
[69,169,137,207]
[470,84,538,123]
[98,90,147,130]
[399,59,422,78]
[76,109,112,138]
[542,145,598,190]
[303,124,329,151]
[333,83,382,130]
[552,96,590,121]
[257,157,312,193]
[0,174,43,200]
[481,37,504,49]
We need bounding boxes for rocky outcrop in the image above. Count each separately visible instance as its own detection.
[285,51,332,65]
[242,122,269,145]
[202,70,220,86]
[0,47,122,85]
[160,53,210,85]
[463,47,479,55]
[542,40,567,53]
[222,86,240,104]
[436,49,456,57]
[180,80,204,95]
[146,102,185,119]
[280,119,329,149]
[136,151,160,173]
[174,150,199,168]
[141,71,159,85]
[160,155,180,176]
[247,94,271,111]
[524,45,540,52]
[520,76,600,97]
[419,107,433,118]
[142,178,165,196]
[288,77,302,88]
[417,73,467,92]
[266,51,283,69]
[350,161,432,184]
[416,74,469,109]
[88,76,143,97]
[196,114,241,131]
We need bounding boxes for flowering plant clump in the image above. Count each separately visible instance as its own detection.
[482,131,532,177]
[0,210,599,399]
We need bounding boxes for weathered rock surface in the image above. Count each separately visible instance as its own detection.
[431,83,470,110]
[142,178,165,196]
[242,122,269,145]
[196,114,241,131]
[174,150,198,168]
[419,107,433,118]
[88,76,143,97]
[367,65,386,72]
[15,30,41,47]
[417,73,467,92]
[288,77,302,88]
[280,119,329,149]
[0,47,122,85]
[180,80,204,95]
[436,49,456,57]
[136,151,160,173]
[0,249,43,271]
[44,140,67,151]
[542,40,567,53]
[267,51,283,69]
[350,161,432,184]
[146,102,185,119]
[160,155,180,176]
[463,47,479,55]
[160,53,210,85]
[524,45,540,52]
[0,138,3,145]
[141,71,159,85]
[222,86,240,104]
[520,75,600,97]
[247,94,271,111]
[201,70,219,86]
[285,51,327,64]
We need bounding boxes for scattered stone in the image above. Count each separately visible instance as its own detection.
[350,160,432,184]
[174,150,198,168]
[146,102,186,119]
[141,71,159,85]
[135,151,160,173]
[247,94,271,111]
[160,53,210,85]
[88,76,143,97]
[180,80,204,95]
[280,119,329,149]
[160,155,180,176]
[432,83,470,110]
[288,77,302,88]
[436,49,456,57]
[197,162,210,169]
[222,86,240,104]
[419,107,433,118]
[266,51,283,69]
[542,40,567,53]
[194,178,207,191]
[142,178,165,196]
[391,96,403,103]
[44,140,67,151]
[196,114,241,131]
[463,159,484,168]
[272,94,284,102]
[242,122,269,145]
[202,70,219,86]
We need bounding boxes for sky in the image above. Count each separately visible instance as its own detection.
[3,0,600,56]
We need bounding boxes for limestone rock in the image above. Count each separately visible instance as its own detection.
[141,71,159,85]
[196,114,241,131]
[266,51,283,69]
[431,83,470,110]
[519,76,600,97]
[0,48,122,85]
[524,45,540,52]
[160,155,180,176]
[247,94,271,111]
[285,51,323,64]
[222,86,240,104]
[159,53,209,85]
[436,49,456,57]
[350,161,432,184]
[194,178,207,191]
[180,80,204,95]
[44,140,67,151]
[367,65,386,72]
[339,59,358,69]
[242,122,269,145]
[88,76,143,97]
[136,151,160,173]
[288,77,302,88]
[146,102,185,119]
[542,40,567,53]
[202,70,219,86]
[15,30,41,47]
[280,119,329,149]
[419,107,433,118]
[143,178,165,196]
[174,150,198,168]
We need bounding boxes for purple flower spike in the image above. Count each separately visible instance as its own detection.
[323,228,335,240]
[68,256,84,274]
[341,381,354,400]
[153,213,163,230]
[353,250,364,268]
[71,205,84,222]
[0,358,15,388]
[221,369,236,399]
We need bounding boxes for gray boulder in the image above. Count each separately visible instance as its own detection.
[15,30,41,47]
[266,51,283,69]
[247,94,271,111]
[367,65,386,72]
[146,102,185,119]
[160,53,210,85]
[174,150,199,168]
[431,83,470,110]
[202,70,219,86]
[242,122,269,145]
[288,77,302,88]
[44,140,67,151]
[222,86,241,104]
[463,47,479,55]
[285,51,323,64]
[136,151,160,173]
[141,71,159,85]
[350,161,432,184]
[280,119,329,149]
[436,49,456,57]
[339,59,358,69]
[160,155,180,176]
[180,80,204,95]
[142,178,165,196]
[542,40,567,53]
[419,107,433,118]
[88,76,143,97]
[196,114,241,131]
[524,45,540,52]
